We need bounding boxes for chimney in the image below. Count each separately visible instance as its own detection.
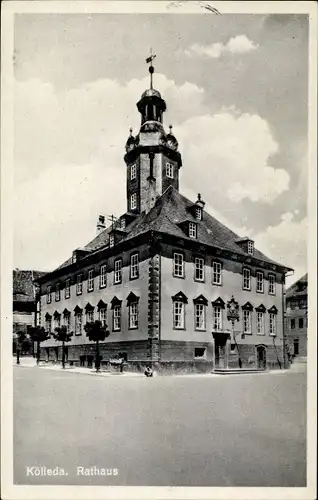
[96,214,106,234]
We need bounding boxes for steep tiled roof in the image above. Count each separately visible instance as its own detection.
[49,186,291,277]
[286,273,308,298]
[13,269,46,301]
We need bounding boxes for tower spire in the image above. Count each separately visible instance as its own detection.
[145,48,156,90]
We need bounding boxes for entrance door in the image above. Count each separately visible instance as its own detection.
[256,346,266,370]
[293,339,299,356]
[214,335,228,369]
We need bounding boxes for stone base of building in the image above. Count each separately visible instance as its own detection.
[40,339,286,373]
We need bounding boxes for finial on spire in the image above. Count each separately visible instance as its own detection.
[146,48,156,90]
[198,193,201,201]
[169,124,173,133]
[129,127,133,135]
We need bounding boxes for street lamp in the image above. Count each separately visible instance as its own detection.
[227,296,242,369]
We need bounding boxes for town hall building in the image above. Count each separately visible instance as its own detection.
[35,60,293,373]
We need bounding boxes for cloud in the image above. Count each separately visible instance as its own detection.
[252,212,307,283]
[177,110,289,204]
[185,35,259,59]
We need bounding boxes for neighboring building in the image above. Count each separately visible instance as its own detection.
[285,274,308,358]
[13,269,46,352]
[35,64,293,372]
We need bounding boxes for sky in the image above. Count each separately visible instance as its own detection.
[13,11,308,285]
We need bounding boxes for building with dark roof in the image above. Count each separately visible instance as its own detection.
[13,269,46,353]
[285,274,308,358]
[34,64,292,372]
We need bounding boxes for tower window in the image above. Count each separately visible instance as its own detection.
[195,207,202,220]
[130,164,136,180]
[189,222,197,239]
[166,163,174,179]
[130,193,137,210]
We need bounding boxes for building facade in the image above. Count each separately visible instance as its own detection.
[35,66,292,372]
[285,274,308,358]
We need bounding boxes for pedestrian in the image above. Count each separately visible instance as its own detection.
[144,365,153,377]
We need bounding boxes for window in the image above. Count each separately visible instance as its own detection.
[195,303,206,330]
[88,270,94,292]
[299,299,307,309]
[130,253,139,279]
[54,315,61,330]
[291,318,295,329]
[194,347,206,359]
[243,310,252,334]
[130,163,136,180]
[243,268,251,290]
[45,317,52,333]
[76,274,83,295]
[256,312,265,334]
[256,272,264,293]
[55,284,60,302]
[173,253,184,278]
[268,274,276,295]
[75,313,82,335]
[213,306,223,331]
[109,234,115,248]
[47,286,52,304]
[173,301,185,329]
[166,162,174,179]
[194,257,204,282]
[86,310,94,323]
[99,308,107,327]
[129,302,138,329]
[113,305,121,331]
[195,206,202,220]
[189,222,197,239]
[100,265,107,288]
[114,259,122,284]
[120,218,126,230]
[130,193,137,210]
[290,300,297,310]
[269,313,276,336]
[247,241,254,255]
[230,343,236,354]
[65,279,70,299]
[64,314,71,333]
[212,262,222,285]
[299,318,304,329]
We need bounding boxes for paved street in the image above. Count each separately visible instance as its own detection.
[14,365,306,487]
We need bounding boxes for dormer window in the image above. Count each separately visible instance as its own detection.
[189,222,197,239]
[247,240,254,255]
[166,162,174,179]
[130,163,136,180]
[109,234,115,248]
[195,206,202,220]
[120,218,126,230]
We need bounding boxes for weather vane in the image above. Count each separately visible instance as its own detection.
[145,48,156,89]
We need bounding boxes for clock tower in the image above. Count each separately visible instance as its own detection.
[124,54,182,214]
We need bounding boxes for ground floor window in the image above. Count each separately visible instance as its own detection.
[256,312,264,334]
[75,313,82,335]
[129,302,138,329]
[243,310,252,334]
[99,308,107,327]
[269,313,276,336]
[113,305,121,331]
[173,301,185,329]
[195,304,206,330]
[213,306,222,331]
[86,310,94,323]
